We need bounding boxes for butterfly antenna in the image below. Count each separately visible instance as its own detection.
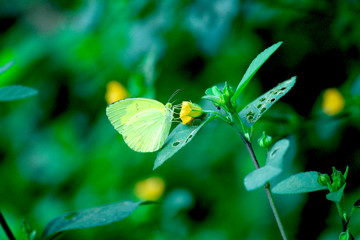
[171,98,181,105]
[168,89,184,103]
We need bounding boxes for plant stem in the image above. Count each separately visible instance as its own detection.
[335,198,349,233]
[231,113,288,240]
[242,136,288,240]
[0,211,16,240]
[240,133,260,169]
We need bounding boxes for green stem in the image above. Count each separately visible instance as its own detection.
[231,113,288,240]
[336,205,345,232]
[336,198,348,232]
[0,211,16,240]
[203,110,231,124]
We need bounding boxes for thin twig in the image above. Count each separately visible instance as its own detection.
[264,183,288,240]
[239,134,260,169]
[231,113,288,240]
[241,137,288,240]
[0,211,16,240]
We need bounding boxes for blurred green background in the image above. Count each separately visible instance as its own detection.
[1,0,360,239]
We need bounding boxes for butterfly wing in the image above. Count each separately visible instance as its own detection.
[106,98,166,133]
[106,98,173,152]
[121,108,172,152]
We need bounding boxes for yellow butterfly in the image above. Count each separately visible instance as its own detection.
[106,98,174,152]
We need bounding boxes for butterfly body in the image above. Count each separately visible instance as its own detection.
[106,98,173,152]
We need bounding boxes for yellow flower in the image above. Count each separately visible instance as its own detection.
[134,177,165,201]
[322,88,345,116]
[105,81,129,104]
[180,101,203,125]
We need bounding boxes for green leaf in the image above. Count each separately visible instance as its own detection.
[239,76,296,127]
[154,114,216,170]
[326,183,346,202]
[244,139,290,191]
[265,139,290,168]
[202,95,221,106]
[244,165,281,191]
[232,42,282,102]
[42,201,148,239]
[272,171,328,194]
[0,85,38,101]
[0,61,13,75]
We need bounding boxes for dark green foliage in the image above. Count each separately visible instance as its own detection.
[42,201,147,239]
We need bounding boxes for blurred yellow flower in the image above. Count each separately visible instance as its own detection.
[134,177,165,201]
[180,101,203,125]
[322,88,345,116]
[105,81,128,104]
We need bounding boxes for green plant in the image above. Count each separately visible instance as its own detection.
[154,42,294,239]
[152,42,359,239]
[272,167,358,240]
[2,43,357,240]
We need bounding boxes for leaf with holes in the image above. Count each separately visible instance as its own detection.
[265,139,290,168]
[244,139,290,191]
[0,85,38,101]
[239,76,296,127]
[272,171,328,194]
[42,201,149,239]
[232,42,283,103]
[154,114,216,170]
[0,61,13,75]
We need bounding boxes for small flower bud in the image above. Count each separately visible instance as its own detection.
[244,132,251,142]
[223,82,234,98]
[219,94,227,106]
[258,131,273,148]
[330,167,347,192]
[317,173,331,186]
[339,229,353,240]
[203,84,236,112]
[223,82,235,109]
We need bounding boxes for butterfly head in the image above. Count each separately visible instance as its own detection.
[165,102,175,121]
[165,102,172,109]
